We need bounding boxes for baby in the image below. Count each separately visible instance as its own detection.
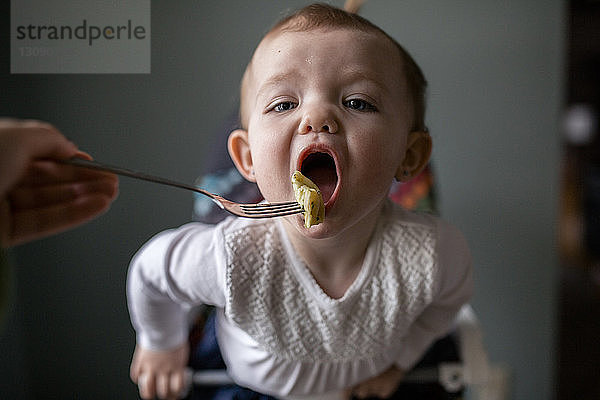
[127,4,472,400]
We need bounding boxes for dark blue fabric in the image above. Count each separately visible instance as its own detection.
[188,308,227,371]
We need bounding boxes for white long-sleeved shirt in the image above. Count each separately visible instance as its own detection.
[127,201,472,399]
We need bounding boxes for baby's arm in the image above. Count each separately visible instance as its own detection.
[127,236,190,400]
[127,224,226,399]
[346,365,405,399]
[395,219,473,371]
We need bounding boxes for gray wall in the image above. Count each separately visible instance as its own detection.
[0,1,563,399]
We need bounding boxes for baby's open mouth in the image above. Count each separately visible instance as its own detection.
[299,151,338,204]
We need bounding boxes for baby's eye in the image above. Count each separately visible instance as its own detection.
[273,101,297,112]
[344,98,376,112]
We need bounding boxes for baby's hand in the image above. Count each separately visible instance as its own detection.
[130,343,189,400]
[346,365,405,399]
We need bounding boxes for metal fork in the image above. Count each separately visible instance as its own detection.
[61,158,303,219]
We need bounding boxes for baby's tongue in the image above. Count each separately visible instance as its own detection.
[304,165,337,203]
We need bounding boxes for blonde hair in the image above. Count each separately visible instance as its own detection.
[240,3,427,132]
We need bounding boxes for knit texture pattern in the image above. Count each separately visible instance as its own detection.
[224,219,437,362]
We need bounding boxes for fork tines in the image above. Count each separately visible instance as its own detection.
[240,202,303,217]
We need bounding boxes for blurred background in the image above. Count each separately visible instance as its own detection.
[557,1,600,399]
[0,0,573,398]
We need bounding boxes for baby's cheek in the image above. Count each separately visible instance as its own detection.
[254,167,290,201]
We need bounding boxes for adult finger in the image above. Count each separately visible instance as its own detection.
[0,120,77,160]
[9,178,118,210]
[8,192,114,246]
[17,159,116,187]
[0,121,78,184]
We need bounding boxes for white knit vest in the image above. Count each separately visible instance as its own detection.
[224,215,437,362]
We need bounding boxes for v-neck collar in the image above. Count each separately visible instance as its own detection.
[275,213,386,310]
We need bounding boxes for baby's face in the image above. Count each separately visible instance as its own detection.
[241,28,415,237]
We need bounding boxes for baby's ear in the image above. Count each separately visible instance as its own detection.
[395,130,432,182]
[228,129,256,182]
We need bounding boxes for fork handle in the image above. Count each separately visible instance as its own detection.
[60,158,216,199]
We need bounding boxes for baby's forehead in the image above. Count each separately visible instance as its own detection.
[249,28,404,80]
[258,27,398,57]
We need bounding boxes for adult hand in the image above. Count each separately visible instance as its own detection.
[0,119,118,247]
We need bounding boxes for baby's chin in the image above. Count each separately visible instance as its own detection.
[282,212,340,240]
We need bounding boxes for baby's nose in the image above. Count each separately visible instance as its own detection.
[298,114,338,134]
